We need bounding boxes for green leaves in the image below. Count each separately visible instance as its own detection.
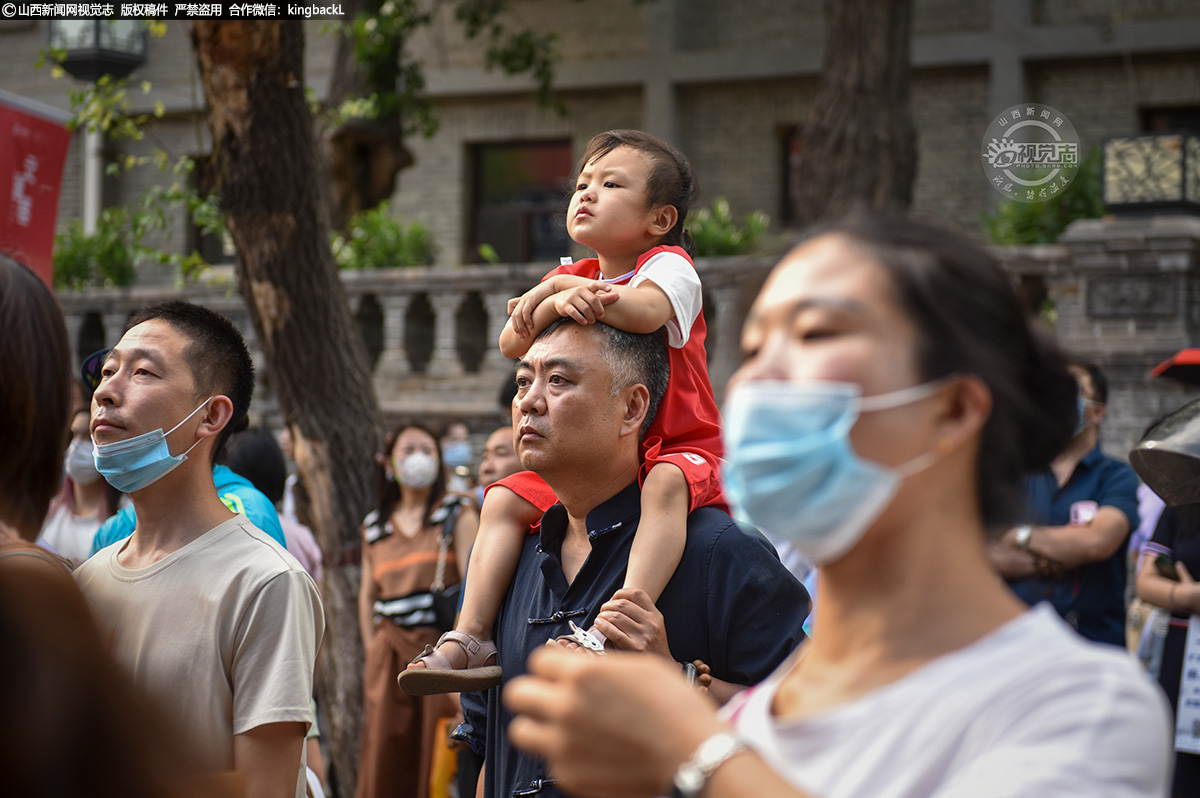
[52,153,226,290]
[53,212,136,290]
[330,201,436,269]
[689,198,770,257]
[982,148,1105,245]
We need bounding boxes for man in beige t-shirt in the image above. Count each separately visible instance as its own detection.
[75,301,324,798]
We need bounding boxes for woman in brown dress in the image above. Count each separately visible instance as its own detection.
[356,421,479,798]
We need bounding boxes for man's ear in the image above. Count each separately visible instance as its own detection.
[647,205,678,239]
[618,384,651,440]
[197,395,234,441]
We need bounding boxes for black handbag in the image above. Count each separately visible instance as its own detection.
[429,499,462,632]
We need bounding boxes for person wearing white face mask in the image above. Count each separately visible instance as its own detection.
[357,420,479,798]
[38,381,126,567]
[501,212,1172,798]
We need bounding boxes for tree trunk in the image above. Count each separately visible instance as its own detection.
[790,0,917,226]
[192,21,380,795]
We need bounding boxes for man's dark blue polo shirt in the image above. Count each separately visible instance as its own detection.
[1009,445,1139,647]
[460,480,809,798]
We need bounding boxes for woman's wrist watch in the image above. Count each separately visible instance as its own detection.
[672,731,747,798]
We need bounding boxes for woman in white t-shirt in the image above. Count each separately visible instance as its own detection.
[502,212,1173,798]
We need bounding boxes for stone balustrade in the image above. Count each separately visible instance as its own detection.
[53,221,1200,464]
[55,256,777,433]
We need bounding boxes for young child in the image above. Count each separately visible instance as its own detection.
[399,129,724,695]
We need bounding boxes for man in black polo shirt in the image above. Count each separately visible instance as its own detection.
[989,361,1140,646]
[460,318,809,798]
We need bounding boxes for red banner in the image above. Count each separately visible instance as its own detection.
[0,89,72,288]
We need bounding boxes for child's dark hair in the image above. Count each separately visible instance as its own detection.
[577,130,698,256]
[797,211,1079,532]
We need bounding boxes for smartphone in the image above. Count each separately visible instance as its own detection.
[1155,553,1180,581]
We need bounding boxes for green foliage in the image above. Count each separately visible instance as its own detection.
[689,198,769,257]
[477,243,501,265]
[52,157,226,290]
[982,148,1105,245]
[327,0,572,136]
[53,212,135,290]
[331,202,436,269]
[329,0,439,135]
[37,39,226,285]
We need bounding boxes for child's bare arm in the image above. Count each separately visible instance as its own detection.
[358,533,377,644]
[624,462,689,602]
[581,280,676,334]
[500,284,618,358]
[508,274,598,337]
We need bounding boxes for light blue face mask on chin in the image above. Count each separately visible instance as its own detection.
[92,397,213,493]
[722,380,945,565]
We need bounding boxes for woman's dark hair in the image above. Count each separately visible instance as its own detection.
[375,420,447,527]
[0,255,73,539]
[0,558,200,797]
[577,129,698,256]
[799,212,1078,531]
[218,427,287,505]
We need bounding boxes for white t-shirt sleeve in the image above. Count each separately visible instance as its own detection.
[629,250,702,348]
[230,568,324,735]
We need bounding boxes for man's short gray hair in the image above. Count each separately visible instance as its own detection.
[536,318,669,438]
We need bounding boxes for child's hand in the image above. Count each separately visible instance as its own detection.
[553,282,618,326]
[508,282,560,337]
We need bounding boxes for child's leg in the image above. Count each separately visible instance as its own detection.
[408,485,541,669]
[624,461,689,601]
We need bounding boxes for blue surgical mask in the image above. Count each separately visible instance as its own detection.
[442,440,472,469]
[1074,394,1099,437]
[92,398,212,493]
[722,380,944,564]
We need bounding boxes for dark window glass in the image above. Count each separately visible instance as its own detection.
[469,140,573,264]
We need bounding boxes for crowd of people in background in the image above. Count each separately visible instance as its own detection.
[4,128,1199,798]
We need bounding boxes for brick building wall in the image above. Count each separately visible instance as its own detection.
[0,4,1196,281]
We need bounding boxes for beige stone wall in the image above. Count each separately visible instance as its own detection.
[914,0,990,34]
[1030,54,1200,151]
[407,0,651,70]
[911,66,992,232]
[2,10,1197,280]
[675,77,816,225]
[679,0,824,51]
[1035,0,1200,26]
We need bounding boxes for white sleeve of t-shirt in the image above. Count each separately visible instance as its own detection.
[629,250,702,349]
